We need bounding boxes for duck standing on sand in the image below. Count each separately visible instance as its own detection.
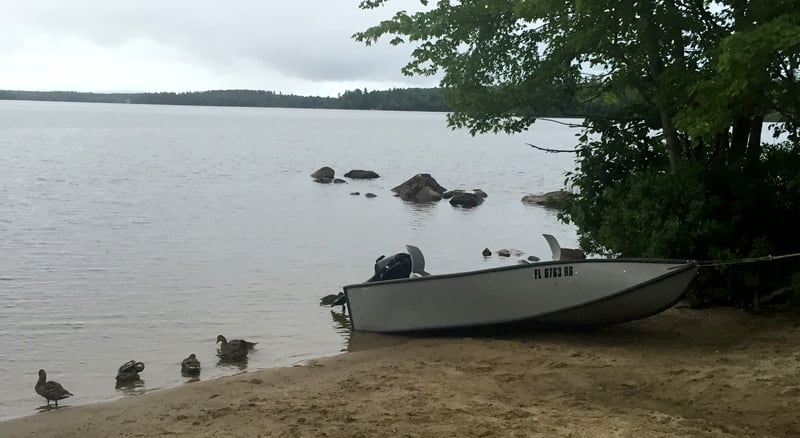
[116,360,145,382]
[181,353,201,375]
[35,369,73,407]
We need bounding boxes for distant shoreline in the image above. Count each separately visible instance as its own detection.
[0,88,452,113]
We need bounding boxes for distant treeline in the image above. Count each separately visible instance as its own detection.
[0,88,452,112]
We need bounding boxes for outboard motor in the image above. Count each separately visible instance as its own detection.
[368,253,412,282]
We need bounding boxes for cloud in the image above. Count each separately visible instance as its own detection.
[0,0,439,95]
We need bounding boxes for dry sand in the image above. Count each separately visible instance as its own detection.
[2,307,798,437]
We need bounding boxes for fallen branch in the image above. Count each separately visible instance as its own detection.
[537,118,585,128]
[526,142,581,153]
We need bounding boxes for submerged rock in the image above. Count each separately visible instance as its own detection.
[449,192,484,208]
[521,191,570,209]
[311,166,335,179]
[344,170,380,179]
[391,174,446,202]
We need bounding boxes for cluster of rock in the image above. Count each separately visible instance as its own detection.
[482,247,540,261]
[311,167,571,212]
[391,173,488,209]
[311,166,380,197]
[311,166,380,184]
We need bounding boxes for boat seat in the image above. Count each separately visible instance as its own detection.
[543,234,587,260]
[405,245,431,276]
[543,234,562,260]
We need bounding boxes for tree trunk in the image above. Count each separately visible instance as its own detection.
[730,117,751,163]
[746,114,764,164]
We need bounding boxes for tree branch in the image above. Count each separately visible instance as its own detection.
[526,142,581,153]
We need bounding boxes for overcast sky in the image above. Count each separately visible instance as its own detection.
[0,1,438,97]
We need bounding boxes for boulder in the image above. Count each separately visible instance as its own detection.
[521,190,570,209]
[345,170,380,179]
[350,192,360,196]
[416,187,443,202]
[497,249,511,257]
[391,174,447,202]
[482,248,492,257]
[449,192,484,208]
[311,166,335,179]
[444,188,487,199]
[333,178,347,184]
[365,193,377,198]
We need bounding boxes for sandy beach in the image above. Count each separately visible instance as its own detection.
[2,306,798,437]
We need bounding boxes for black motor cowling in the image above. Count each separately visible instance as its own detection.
[368,253,412,282]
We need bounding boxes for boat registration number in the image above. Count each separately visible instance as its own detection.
[533,266,574,279]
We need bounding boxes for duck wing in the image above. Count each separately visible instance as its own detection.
[229,339,257,350]
[118,360,138,373]
[43,381,73,400]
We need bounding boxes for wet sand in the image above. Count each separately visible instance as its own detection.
[2,307,798,437]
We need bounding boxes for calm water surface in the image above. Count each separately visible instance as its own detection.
[0,100,579,420]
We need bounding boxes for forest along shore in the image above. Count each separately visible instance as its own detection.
[1,307,798,438]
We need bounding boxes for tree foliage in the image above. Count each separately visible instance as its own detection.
[356,0,800,304]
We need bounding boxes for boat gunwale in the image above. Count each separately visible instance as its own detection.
[343,257,696,291]
[345,263,698,332]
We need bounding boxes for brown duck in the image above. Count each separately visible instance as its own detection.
[216,334,257,350]
[181,353,201,375]
[35,369,73,407]
[216,335,252,362]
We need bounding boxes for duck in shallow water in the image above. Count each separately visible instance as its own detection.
[216,335,250,362]
[35,369,73,407]
[116,360,145,383]
[217,347,248,363]
[181,353,201,375]
[216,334,257,351]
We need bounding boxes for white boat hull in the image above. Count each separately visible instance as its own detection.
[343,260,697,333]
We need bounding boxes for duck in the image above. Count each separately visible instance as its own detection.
[216,335,250,362]
[35,369,73,407]
[217,347,248,363]
[216,334,257,351]
[116,360,145,382]
[181,353,201,375]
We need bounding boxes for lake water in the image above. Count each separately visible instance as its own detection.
[0,100,579,421]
